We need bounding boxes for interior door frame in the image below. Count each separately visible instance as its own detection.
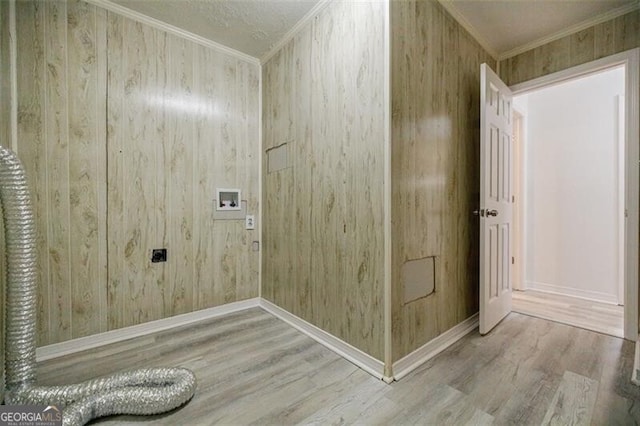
[509,48,640,341]
[512,108,525,292]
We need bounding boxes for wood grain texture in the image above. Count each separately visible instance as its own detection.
[261,1,386,360]
[33,310,640,425]
[15,0,53,345]
[513,290,624,338]
[14,0,108,344]
[0,0,8,402]
[66,0,108,338]
[12,1,259,345]
[106,13,260,330]
[390,0,496,360]
[44,0,72,342]
[499,9,640,86]
[542,370,599,426]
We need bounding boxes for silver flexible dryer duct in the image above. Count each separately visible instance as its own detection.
[0,144,197,425]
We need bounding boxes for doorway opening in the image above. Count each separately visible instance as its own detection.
[508,50,639,340]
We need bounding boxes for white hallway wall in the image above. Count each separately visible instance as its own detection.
[521,67,625,303]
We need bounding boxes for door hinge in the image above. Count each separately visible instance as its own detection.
[512,256,515,265]
[512,195,515,203]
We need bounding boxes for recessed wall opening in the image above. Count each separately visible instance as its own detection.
[402,257,436,304]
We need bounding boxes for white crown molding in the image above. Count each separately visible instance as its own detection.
[437,0,498,60]
[36,298,261,361]
[259,298,389,381]
[392,313,478,381]
[83,0,260,65]
[499,1,640,61]
[260,0,332,64]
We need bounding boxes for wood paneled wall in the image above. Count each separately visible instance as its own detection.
[499,9,640,86]
[262,1,386,360]
[0,0,8,402]
[12,0,259,346]
[390,0,496,360]
[17,0,109,344]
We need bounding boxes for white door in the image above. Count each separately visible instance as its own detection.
[479,63,513,335]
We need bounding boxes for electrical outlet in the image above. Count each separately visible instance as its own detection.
[245,215,255,230]
[151,248,167,263]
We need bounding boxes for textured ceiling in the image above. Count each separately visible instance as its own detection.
[446,0,638,55]
[109,0,638,60]
[110,0,321,59]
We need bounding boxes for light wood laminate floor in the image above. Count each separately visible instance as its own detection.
[513,290,624,338]
[36,308,640,425]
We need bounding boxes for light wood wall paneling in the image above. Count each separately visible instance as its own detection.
[192,44,215,310]
[534,37,570,80]
[193,44,231,310]
[499,9,640,85]
[106,10,125,330]
[292,28,313,320]
[390,0,496,360]
[262,1,386,360]
[594,20,616,60]
[0,0,9,402]
[12,3,259,345]
[16,0,52,345]
[310,0,344,338]
[217,56,239,305]
[15,0,109,344]
[236,60,260,302]
[192,47,260,310]
[350,0,385,348]
[162,34,194,316]
[123,19,162,325]
[44,0,72,343]
[569,28,595,66]
[66,0,108,338]
[108,15,260,328]
[618,10,640,52]
[498,51,536,91]
[247,63,261,299]
[262,42,296,315]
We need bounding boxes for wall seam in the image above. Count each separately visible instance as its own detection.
[383,0,393,378]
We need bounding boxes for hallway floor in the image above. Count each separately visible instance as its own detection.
[36,308,640,425]
[513,289,624,338]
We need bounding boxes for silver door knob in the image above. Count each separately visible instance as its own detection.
[486,209,498,217]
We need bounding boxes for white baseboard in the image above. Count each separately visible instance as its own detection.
[392,313,479,381]
[259,299,388,381]
[633,338,640,386]
[36,298,261,362]
[526,281,619,305]
[35,297,475,384]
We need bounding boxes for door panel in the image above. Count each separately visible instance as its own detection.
[480,63,513,335]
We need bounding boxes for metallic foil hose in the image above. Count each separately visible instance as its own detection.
[0,145,196,425]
